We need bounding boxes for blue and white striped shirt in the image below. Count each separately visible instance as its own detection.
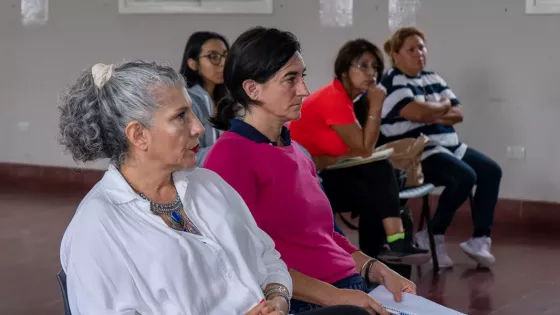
[379,67,467,160]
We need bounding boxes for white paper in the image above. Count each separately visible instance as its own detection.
[319,0,353,28]
[369,285,466,315]
[21,0,49,26]
[388,0,421,32]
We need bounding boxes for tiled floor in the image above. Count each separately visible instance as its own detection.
[1,185,559,315]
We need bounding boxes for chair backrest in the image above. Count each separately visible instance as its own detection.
[56,270,72,315]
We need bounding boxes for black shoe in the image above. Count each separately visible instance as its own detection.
[377,239,431,265]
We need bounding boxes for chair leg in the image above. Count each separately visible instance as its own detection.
[422,195,439,274]
[417,197,426,232]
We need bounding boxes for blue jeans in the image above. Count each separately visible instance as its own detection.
[422,147,502,237]
[290,274,369,314]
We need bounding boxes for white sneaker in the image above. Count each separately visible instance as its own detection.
[460,236,496,268]
[414,229,430,250]
[414,230,454,268]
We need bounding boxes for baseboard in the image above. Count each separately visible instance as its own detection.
[405,194,560,239]
[0,162,103,194]
[2,162,559,235]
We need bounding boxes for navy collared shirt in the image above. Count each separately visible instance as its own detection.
[229,119,292,146]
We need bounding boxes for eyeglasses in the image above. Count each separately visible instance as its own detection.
[351,63,378,74]
[201,52,228,66]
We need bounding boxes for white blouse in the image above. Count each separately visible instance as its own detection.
[60,165,291,315]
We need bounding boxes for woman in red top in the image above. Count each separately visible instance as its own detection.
[290,39,428,265]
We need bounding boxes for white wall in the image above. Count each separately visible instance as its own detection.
[1,0,559,202]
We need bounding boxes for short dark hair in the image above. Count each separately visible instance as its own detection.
[209,26,301,131]
[179,31,229,101]
[334,38,384,84]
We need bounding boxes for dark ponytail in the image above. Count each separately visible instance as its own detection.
[209,94,238,131]
[208,26,301,131]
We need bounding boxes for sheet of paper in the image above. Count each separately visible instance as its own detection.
[388,0,421,32]
[319,0,353,28]
[21,0,48,26]
[369,285,466,315]
[325,148,394,170]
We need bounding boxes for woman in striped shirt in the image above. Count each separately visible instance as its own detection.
[379,27,502,269]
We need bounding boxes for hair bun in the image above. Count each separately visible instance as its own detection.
[383,40,393,55]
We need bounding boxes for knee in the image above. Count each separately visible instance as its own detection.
[457,167,477,190]
[487,160,503,181]
[375,159,395,176]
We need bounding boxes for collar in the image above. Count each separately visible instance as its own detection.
[333,78,364,102]
[228,118,291,146]
[102,164,191,205]
[332,78,347,95]
[392,67,423,79]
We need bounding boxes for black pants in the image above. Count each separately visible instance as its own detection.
[320,160,401,257]
[300,305,369,315]
[422,147,502,237]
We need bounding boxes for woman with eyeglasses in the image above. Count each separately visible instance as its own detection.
[180,31,229,167]
[289,39,429,265]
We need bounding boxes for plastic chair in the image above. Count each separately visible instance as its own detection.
[56,270,72,315]
[411,186,475,274]
[399,184,439,272]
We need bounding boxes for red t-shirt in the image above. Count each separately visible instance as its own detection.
[290,79,356,156]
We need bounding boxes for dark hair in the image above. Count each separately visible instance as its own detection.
[209,26,301,131]
[334,38,384,84]
[179,31,230,101]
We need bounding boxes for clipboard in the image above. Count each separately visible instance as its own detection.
[325,148,394,171]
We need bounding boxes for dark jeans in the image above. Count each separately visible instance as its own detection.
[298,305,370,315]
[290,274,369,313]
[320,160,401,257]
[422,147,502,237]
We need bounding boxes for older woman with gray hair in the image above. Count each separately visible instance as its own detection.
[58,60,368,315]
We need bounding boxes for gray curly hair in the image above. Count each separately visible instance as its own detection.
[58,60,186,165]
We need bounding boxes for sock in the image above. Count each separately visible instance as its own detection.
[387,232,405,243]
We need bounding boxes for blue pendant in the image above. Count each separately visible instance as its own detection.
[169,211,185,229]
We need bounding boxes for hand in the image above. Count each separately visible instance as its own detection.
[244,300,286,315]
[366,85,386,114]
[244,300,266,315]
[263,295,289,315]
[332,288,390,315]
[439,98,452,110]
[373,265,417,303]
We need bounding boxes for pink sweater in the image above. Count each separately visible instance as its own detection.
[204,132,358,284]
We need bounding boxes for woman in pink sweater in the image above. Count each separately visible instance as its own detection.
[203,26,416,315]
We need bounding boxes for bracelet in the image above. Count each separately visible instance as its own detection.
[361,258,377,286]
[360,258,376,278]
[264,285,291,312]
[368,115,377,121]
[365,258,377,286]
[360,259,371,278]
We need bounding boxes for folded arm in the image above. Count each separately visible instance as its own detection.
[399,98,452,123]
[432,105,463,126]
